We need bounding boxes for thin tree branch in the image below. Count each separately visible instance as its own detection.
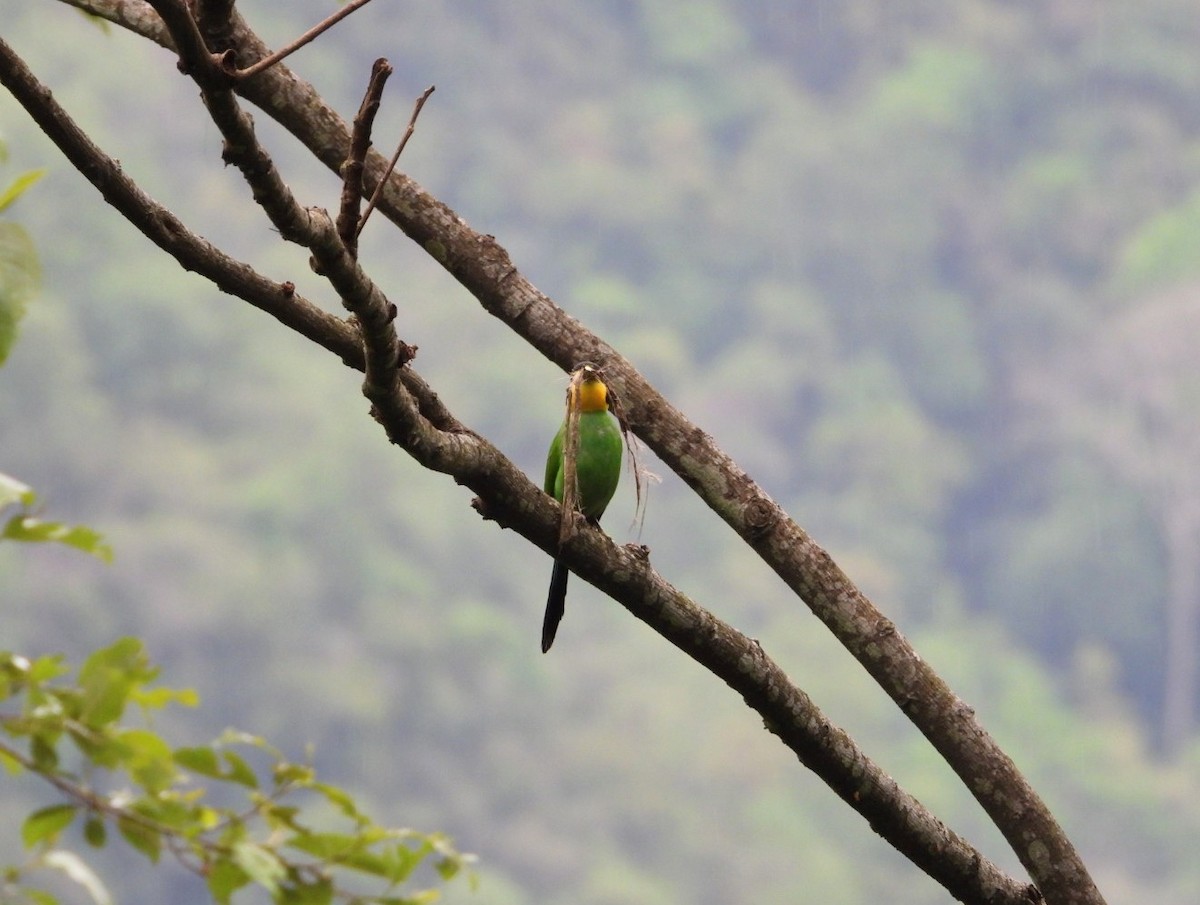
[0,29,454,433]
[0,38,353,362]
[338,58,393,258]
[143,0,418,370]
[221,0,377,79]
[357,84,435,237]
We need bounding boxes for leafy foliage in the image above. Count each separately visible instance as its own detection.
[0,155,42,366]
[0,639,473,905]
[0,472,112,562]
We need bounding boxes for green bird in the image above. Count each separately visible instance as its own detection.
[542,363,623,653]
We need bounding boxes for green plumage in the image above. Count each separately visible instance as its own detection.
[542,398,622,652]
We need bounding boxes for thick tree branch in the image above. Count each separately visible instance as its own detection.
[21,5,1102,903]
[70,0,172,46]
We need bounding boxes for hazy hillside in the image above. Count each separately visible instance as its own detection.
[2,2,1200,903]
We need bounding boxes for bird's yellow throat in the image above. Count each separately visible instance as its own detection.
[574,376,609,413]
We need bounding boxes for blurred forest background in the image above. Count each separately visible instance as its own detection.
[3,1,1200,903]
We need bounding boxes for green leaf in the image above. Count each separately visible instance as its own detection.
[194,804,222,832]
[283,830,386,868]
[216,813,248,849]
[0,653,27,701]
[133,684,199,710]
[258,801,301,834]
[273,761,315,788]
[286,830,366,861]
[310,781,361,820]
[206,857,251,905]
[231,840,286,894]
[30,734,59,771]
[0,169,45,212]
[67,727,121,770]
[1,515,113,562]
[29,654,70,684]
[0,220,38,365]
[127,797,195,840]
[83,815,107,848]
[22,804,78,848]
[117,814,161,863]
[381,841,425,884]
[115,729,177,793]
[25,889,59,905]
[0,474,111,560]
[174,745,221,778]
[434,855,462,882]
[278,876,333,905]
[220,750,259,789]
[77,639,151,727]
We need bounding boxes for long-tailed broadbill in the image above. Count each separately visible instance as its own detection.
[542,363,623,652]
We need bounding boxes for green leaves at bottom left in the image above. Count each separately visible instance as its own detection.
[21,805,77,849]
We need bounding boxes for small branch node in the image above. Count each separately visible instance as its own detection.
[396,340,417,366]
[625,543,651,562]
[214,48,239,77]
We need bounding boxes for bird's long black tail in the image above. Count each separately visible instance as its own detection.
[542,558,569,653]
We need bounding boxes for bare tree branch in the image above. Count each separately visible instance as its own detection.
[203,0,378,80]
[0,44,354,364]
[358,84,435,238]
[338,58,392,257]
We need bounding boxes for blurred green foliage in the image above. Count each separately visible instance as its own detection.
[0,471,112,562]
[0,152,42,366]
[1,1,1200,903]
[0,638,472,905]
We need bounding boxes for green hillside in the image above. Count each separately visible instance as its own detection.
[2,2,1200,902]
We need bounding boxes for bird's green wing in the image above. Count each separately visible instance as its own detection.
[575,411,623,519]
[544,421,565,499]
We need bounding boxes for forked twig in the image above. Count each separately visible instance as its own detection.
[357,85,435,237]
[225,0,377,79]
[338,58,393,258]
